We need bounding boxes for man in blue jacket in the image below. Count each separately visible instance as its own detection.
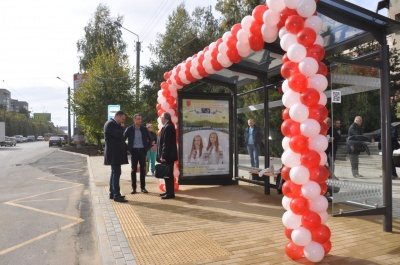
[244,119,263,168]
[124,113,152,194]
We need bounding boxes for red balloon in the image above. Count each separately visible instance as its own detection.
[162,89,170,97]
[226,35,238,50]
[279,8,299,29]
[252,5,268,22]
[210,58,224,71]
[248,33,264,51]
[226,48,242,63]
[301,150,321,169]
[231,23,242,37]
[285,228,293,240]
[196,62,209,78]
[307,44,325,61]
[320,121,329,135]
[320,182,328,195]
[311,224,331,244]
[308,104,328,123]
[297,27,317,47]
[161,81,169,90]
[317,61,328,75]
[211,47,219,59]
[322,240,332,254]
[289,135,309,153]
[281,166,291,181]
[300,88,320,107]
[288,73,308,93]
[159,183,165,192]
[157,109,165,117]
[285,241,304,260]
[249,20,263,36]
[174,182,179,191]
[282,53,290,63]
[301,211,322,230]
[281,61,299,79]
[309,166,329,184]
[290,196,310,215]
[174,74,185,87]
[282,108,290,120]
[285,15,305,34]
[282,180,302,198]
[281,119,301,138]
[156,103,162,111]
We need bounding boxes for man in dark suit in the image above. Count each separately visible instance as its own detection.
[244,119,263,168]
[104,110,128,203]
[157,112,178,199]
[347,116,364,177]
[124,113,152,194]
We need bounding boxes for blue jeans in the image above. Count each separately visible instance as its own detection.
[147,150,156,173]
[109,164,122,198]
[247,144,259,168]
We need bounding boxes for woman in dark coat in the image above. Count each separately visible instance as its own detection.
[104,110,129,202]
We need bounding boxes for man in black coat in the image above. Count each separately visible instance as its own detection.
[157,112,178,199]
[347,116,364,177]
[124,113,152,194]
[244,119,263,168]
[325,118,341,171]
[104,110,128,202]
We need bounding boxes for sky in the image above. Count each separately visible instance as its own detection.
[0,0,384,130]
[0,0,216,128]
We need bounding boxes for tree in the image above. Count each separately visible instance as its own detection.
[215,0,260,31]
[76,4,127,72]
[73,51,134,147]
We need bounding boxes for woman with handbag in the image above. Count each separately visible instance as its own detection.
[156,112,178,199]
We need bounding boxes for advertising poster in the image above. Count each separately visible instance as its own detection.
[181,97,230,178]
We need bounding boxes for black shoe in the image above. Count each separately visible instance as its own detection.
[159,192,167,197]
[131,189,137,194]
[110,194,125,199]
[141,189,149,193]
[114,196,128,203]
[161,194,175,200]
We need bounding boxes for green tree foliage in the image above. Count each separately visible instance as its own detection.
[76,4,127,72]
[73,51,134,146]
[215,0,261,31]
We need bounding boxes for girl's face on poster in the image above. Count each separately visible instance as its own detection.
[209,134,217,144]
[194,137,202,147]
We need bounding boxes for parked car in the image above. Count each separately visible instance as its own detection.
[1,136,17,147]
[49,136,63,147]
[37,136,44,141]
[14,135,24,143]
[27,135,35,142]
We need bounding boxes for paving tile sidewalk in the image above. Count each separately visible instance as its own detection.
[87,155,400,265]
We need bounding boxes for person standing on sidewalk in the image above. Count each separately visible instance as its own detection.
[146,123,157,175]
[124,114,152,194]
[325,117,341,171]
[244,119,263,168]
[347,116,364,178]
[157,112,178,199]
[104,110,128,203]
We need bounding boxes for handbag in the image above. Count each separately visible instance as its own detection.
[155,163,169,178]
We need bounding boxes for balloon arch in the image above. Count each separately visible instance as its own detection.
[157,0,330,262]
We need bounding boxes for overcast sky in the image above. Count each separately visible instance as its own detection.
[0,0,384,129]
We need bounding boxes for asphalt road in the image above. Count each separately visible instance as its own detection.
[0,141,99,265]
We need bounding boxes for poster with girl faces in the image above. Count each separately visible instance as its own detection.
[181,97,230,177]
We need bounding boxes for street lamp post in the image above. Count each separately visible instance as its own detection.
[114,21,141,103]
[56,76,71,145]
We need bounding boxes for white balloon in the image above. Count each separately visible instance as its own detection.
[308,134,328,153]
[314,35,324,46]
[304,241,325,262]
[237,41,252,57]
[292,227,312,246]
[267,0,286,12]
[161,101,170,111]
[262,9,281,26]
[218,42,228,55]
[261,24,278,42]
[300,119,321,138]
[217,53,233,68]
[282,149,302,168]
[190,65,201,80]
[282,196,292,210]
[318,92,327,105]
[289,103,309,123]
[284,0,300,9]
[305,16,323,33]
[222,31,232,43]
[280,33,298,51]
[192,58,199,68]
[319,151,328,166]
[241,15,254,32]
[279,27,288,39]
[171,115,178,124]
[299,57,319,77]
[209,41,217,52]
[169,89,177,98]
[157,90,163,97]
[297,0,317,18]
[319,211,329,224]
[287,43,307,62]
[301,181,321,200]
[204,50,212,61]
[237,29,250,44]
[308,74,328,92]
[203,59,216,75]
[178,69,190,84]
[282,210,302,229]
[309,195,329,213]
[282,79,290,93]
[282,136,290,151]
[282,89,301,108]
[290,165,310,185]
[167,108,176,116]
